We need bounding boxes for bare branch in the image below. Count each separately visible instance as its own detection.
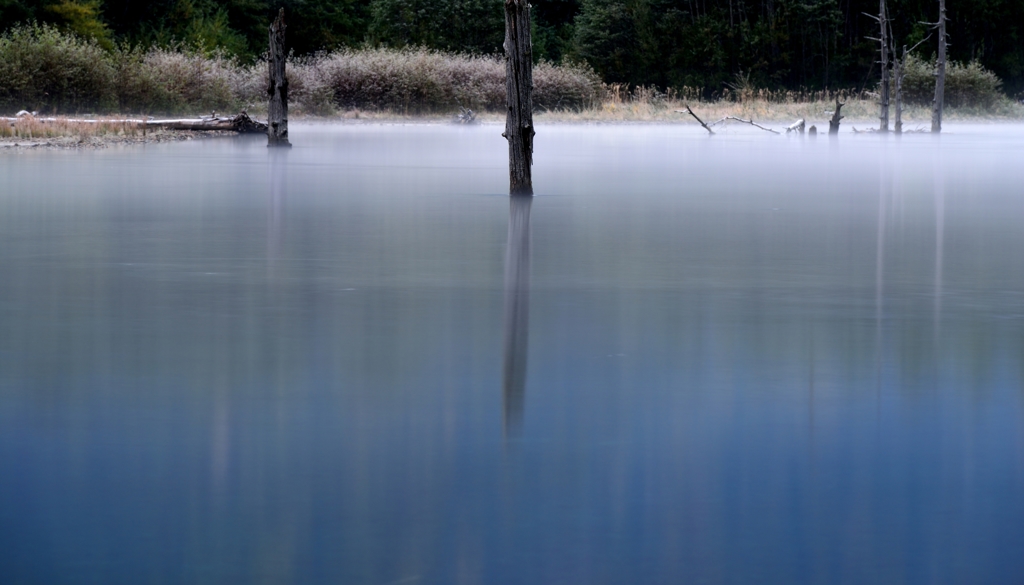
[906,34,932,55]
[722,116,780,134]
[675,105,714,135]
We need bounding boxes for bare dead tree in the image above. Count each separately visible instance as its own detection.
[503,0,534,196]
[931,0,948,133]
[892,35,931,135]
[267,8,290,147]
[893,46,904,135]
[865,0,890,133]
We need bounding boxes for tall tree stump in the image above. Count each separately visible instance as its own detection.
[878,0,890,133]
[931,0,947,133]
[503,0,534,196]
[267,8,290,147]
[829,97,845,135]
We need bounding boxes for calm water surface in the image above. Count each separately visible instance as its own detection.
[2,123,1024,584]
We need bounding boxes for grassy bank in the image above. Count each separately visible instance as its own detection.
[533,88,1024,125]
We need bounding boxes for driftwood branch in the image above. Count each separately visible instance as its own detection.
[675,105,714,134]
[720,116,780,134]
[787,119,806,134]
[704,115,778,134]
[154,113,267,132]
[454,107,476,124]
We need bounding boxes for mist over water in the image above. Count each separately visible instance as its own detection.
[2,123,1024,584]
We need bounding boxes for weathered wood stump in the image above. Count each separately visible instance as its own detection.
[894,48,904,135]
[267,8,290,147]
[877,0,890,133]
[503,0,534,196]
[829,98,845,135]
[931,0,947,133]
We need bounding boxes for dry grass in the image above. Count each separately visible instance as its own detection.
[530,85,1024,125]
[0,117,144,139]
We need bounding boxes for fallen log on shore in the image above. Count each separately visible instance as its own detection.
[2,112,268,133]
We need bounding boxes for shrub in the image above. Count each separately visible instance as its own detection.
[136,48,241,113]
[0,24,115,113]
[0,27,604,116]
[899,54,1006,109]
[283,47,603,114]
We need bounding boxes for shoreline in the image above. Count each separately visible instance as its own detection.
[4,101,1023,151]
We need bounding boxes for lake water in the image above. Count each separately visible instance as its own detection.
[2,123,1024,584]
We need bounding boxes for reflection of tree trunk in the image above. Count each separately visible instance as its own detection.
[933,158,945,332]
[267,148,287,273]
[875,160,887,413]
[502,195,532,436]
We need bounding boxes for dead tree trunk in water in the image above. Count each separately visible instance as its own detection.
[931,0,947,133]
[829,97,845,135]
[503,0,534,196]
[267,8,290,147]
[878,0,890,132]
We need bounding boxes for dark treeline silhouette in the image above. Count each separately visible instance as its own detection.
[2,0,1021,95]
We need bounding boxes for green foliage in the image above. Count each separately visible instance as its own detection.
[142,2,249,57]
[43,1,112,48]
[571,0,648,85]
[367,0,504,55]
[0,24,115,112]
[0,26,601,115]
[531,0,579,63]
[1,0,1023,100]
[899,54,1006,109]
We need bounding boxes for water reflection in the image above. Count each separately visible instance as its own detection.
[934,156,945,332]
[267,147,288,270]
[876,153,888,410]
[2,125,1024,584]
[502,195,532,436]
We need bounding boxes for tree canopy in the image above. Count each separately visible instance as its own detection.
[1,0,1022,95]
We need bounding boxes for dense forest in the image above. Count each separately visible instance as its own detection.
[1,0,1022,96]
